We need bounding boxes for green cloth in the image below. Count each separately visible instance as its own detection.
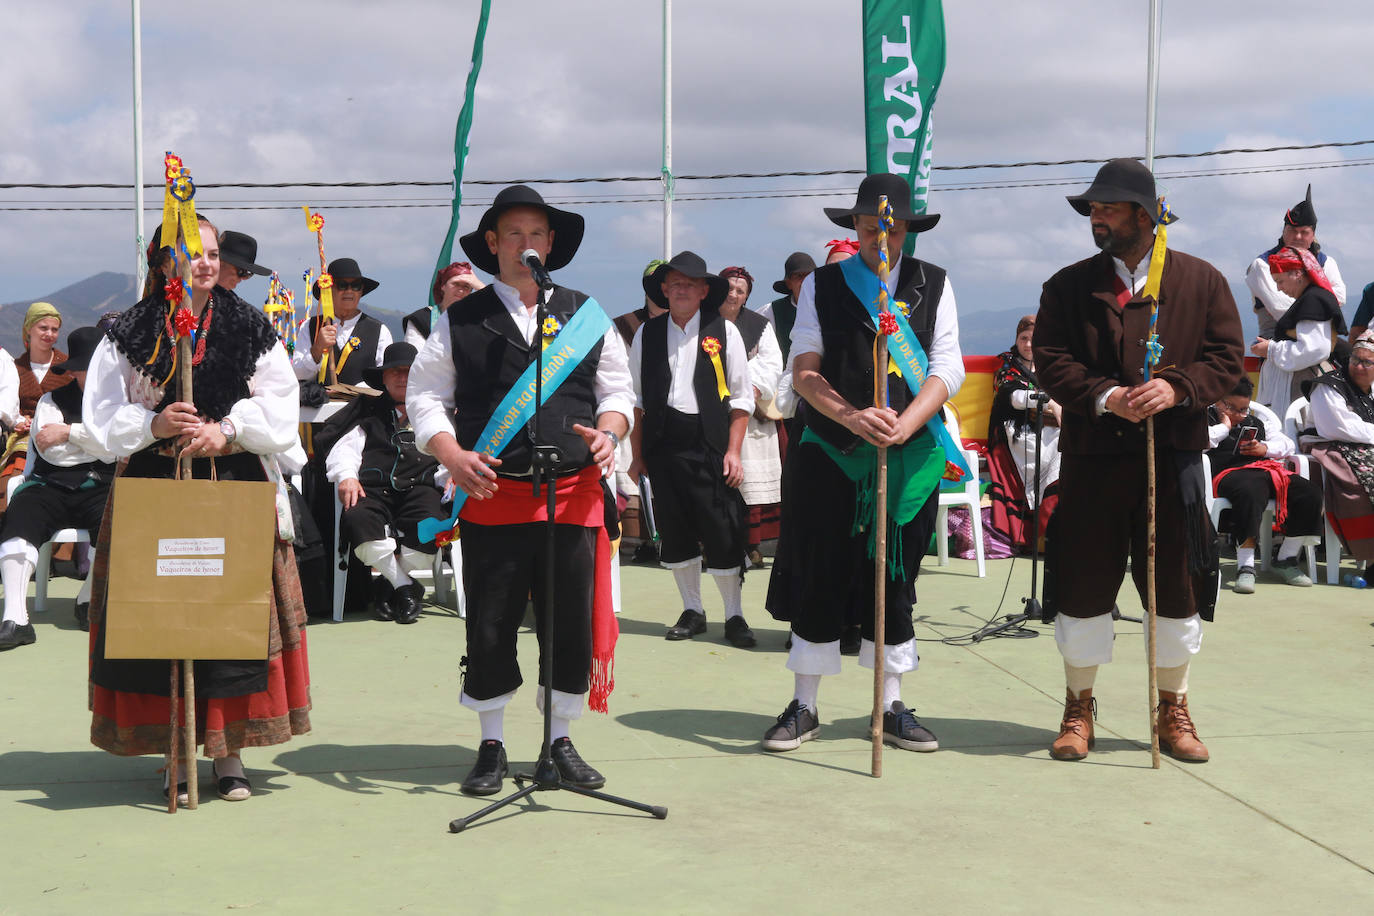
[801,427,945,579]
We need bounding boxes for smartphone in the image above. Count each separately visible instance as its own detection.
[1234,426,1258,454]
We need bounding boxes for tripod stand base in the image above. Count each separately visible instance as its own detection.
[449,758,668,833]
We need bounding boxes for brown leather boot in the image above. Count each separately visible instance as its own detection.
[1157,690,1209,762]
[1050,689,1096,761]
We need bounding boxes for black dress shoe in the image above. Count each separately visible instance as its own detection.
[391,583,425,624]
[724,616,757,648]
[371,579,395,621]
[665,609,706,641]
[549,737,605,789]
[0,621,36,651]
[461,740,508,796]
[73,602,90,632]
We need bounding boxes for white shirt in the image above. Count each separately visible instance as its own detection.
[29,360,51,384]
[30,389,118,467]
[407,280,635,454]
[84,336,300,458]
[789,254,965,400]
[0,348,18,428]
[628,311,754,416]
[291,311,393,380]
[1206,401,1294,458]
[324,411,451,490]
[1310,383,1374,446]
[1246,251,1347,319]
[748,322,784,405]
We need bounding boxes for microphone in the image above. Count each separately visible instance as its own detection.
[521,249,554,290]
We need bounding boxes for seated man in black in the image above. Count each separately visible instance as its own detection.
[0,327,115,648]
[317,343,447,623]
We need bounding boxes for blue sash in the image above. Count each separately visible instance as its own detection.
[838,256,971,483]
[417,297,613,543]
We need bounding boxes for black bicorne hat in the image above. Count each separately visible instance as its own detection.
[459,185,586,276]
[1285,184,1316,228]
[823,173,940,233]
[642,251,728,311]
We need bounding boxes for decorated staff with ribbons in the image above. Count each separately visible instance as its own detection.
[406,185,633,797]
[1033,158,1243,764]
[83,171,310,804]
[760,173,965,756]
[626,253,755,647]
[291,257,392,386]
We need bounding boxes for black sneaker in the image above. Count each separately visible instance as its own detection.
[723,616,757,648]
[880,701,939,752]
[550,737,606,789]
[761,699,819,752]
[461,740,508,796]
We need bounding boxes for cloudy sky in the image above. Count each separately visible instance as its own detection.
[4,0,1374,347]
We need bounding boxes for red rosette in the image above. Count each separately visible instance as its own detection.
[308,212,325,232]
[164,277,184,306]
[701,335,722,356]
[173,307,196,338]
[878,311,899,336]
[435,527,457,548]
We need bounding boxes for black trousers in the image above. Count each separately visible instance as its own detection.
[459,520,595,701]
[0,480,108,548]
[645,409,746,568]
[338,483,444,553]
[1215,468,1323,540]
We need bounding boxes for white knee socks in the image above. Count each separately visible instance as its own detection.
[1156,662,1190,695]
[354,538,412,589]
[793,673,821,711]
[478,708,504,744]
[1,555,34,625]
[672,559,702,611]
[713,570,743,620]
[1065,662,1098,696]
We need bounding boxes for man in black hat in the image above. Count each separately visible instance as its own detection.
[315,343,445,625]
[406,185,633,796]
[0,327,115,647]
[626,252,755,648]
[761,173,963,755]
[1244,184,1346,343]
[1033,157,1244,764]
[758,252,815,362]
[216,230,272,293]
[291,258,392,385]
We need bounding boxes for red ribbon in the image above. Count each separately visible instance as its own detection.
[878,311,899,336]
[173,308,196,338]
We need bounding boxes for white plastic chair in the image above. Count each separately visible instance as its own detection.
[1283,397,1343,584]
[1203,452,1317,582]
[935,405,986,577]
[5,474,91,614]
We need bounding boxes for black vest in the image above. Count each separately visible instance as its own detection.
[402,307,432,342]
[28,383,116,490]
[447,285,603,476]
[354,399,439,491]
[640,308,733,457]
[807,257,945,452]
[732,307,769,358]
[307,313,384,385]
[1206,410,1267,475]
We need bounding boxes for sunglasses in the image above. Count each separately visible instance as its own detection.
[235,267,254,280]
[335,279,366,291]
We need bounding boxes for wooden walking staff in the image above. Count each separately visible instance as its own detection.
[868,195,899,778]
[1140,196,1173,770]
[160,151,204,808]
[302,207,337,385]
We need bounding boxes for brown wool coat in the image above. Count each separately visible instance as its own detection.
[1032,249,1244,454]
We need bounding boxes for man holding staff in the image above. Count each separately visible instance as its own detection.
[1033,158,1243,763]
[760,173,963,754]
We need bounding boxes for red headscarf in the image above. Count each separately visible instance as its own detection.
[826,238,861,257]
[431,261,475,304]
[1268,246,1334,294]
[719,265,754,294]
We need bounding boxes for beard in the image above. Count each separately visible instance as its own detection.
[1092,222,1147,257]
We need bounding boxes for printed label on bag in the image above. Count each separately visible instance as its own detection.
[157,537,226,557]
[155,558,225,577]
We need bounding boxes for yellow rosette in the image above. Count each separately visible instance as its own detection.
[701,335,730,401]
[541,315,561,352]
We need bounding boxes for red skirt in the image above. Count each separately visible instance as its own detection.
[747,503,781,544]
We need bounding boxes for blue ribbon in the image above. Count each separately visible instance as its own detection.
[417,298,612,544]
[838,255,971,483]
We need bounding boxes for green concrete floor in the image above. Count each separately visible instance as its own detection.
[3,555,1373,914]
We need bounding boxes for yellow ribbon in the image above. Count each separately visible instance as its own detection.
[702,336,730,400]
[159,152,201,256]
[1142,201,1170,301]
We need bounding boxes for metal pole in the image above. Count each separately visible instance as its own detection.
[1145,0,1159,169]
[661,0,673,258]
[132,0,146,290]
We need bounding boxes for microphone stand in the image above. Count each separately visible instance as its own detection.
[972,389,1052,642]
[450,271,666,833]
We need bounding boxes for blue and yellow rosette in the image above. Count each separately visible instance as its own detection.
[701,335,730,401]
[541,314,561,352]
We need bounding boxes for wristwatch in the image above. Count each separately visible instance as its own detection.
[219,418,237,445]
[599,429,620,450]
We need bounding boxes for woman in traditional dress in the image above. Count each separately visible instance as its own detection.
[0,303,71,509]
[84,216,310,803]
[986,315,1061,552]
[1306,331,1374,571]
[1250,246,1346,418]
[401,261,485,349]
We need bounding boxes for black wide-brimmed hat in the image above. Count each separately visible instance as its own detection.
[218,230,271,277]
[458,185,586,276]
[1066,158,1179,225]
[824,173,940,233]
[361,342,418,390]
[52,326,101,374]
[642,251,728,311]
[1285,184,1317,228]
[772,251,816,295]
[313,258,379,299]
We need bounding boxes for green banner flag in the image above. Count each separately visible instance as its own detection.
[861,0,946,252]
[428,0,492,310]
